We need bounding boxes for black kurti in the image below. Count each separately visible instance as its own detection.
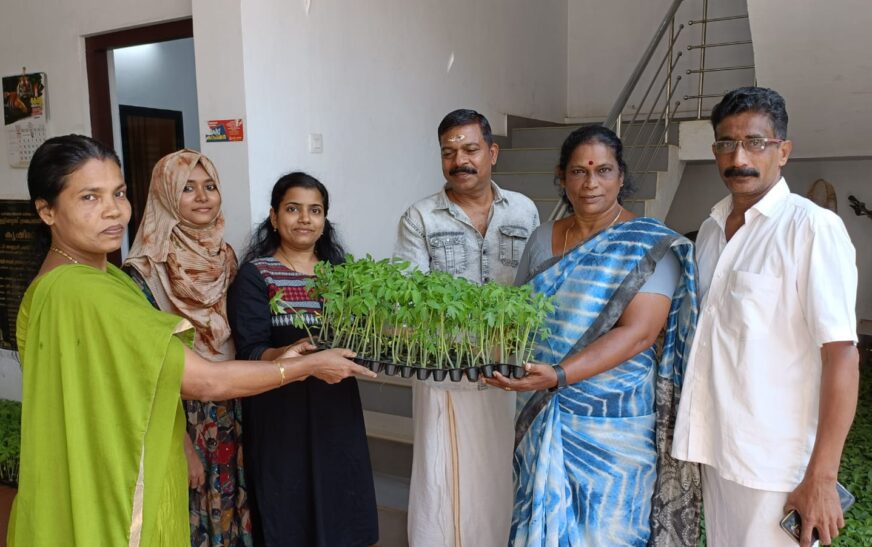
[227,257,378,547]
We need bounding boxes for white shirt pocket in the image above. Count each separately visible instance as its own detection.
[723,270,781,340]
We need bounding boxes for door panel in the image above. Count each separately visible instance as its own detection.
[119,105,184,246]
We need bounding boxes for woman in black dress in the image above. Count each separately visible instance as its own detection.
[227,172,378,546]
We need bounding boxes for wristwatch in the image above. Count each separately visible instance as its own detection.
[548,364,568,392]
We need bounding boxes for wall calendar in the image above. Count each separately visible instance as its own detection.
[3,70,47,168]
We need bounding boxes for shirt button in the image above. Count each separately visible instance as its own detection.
[482,248,487,255]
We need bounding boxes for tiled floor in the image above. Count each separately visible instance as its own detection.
[0,485,15,547]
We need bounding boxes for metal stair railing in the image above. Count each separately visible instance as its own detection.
[549,0,755,221]
[550,0,687,221]
[685,2,755,118]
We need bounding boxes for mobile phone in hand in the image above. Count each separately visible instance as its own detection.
[779,481,855,544]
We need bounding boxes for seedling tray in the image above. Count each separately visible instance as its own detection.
[351,355,526,382]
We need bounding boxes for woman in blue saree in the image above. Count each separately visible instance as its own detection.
[486,126,701,546]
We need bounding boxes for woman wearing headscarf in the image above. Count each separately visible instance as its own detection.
[125,149,250,546]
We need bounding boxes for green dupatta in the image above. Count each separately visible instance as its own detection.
[9,264,192,546]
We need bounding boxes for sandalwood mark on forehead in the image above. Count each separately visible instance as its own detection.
[446,134,466,143]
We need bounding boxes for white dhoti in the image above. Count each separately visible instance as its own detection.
[702,465,799,547]
[407,380,515,547]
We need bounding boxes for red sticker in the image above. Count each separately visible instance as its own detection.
[206,119,244,142]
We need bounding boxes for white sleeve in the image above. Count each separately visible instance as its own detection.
[797,211,858,346]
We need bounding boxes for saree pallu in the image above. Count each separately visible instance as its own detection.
[512,218,701,547]
[10,264,191,546]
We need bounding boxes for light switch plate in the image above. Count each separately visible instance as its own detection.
[308,133,323,154]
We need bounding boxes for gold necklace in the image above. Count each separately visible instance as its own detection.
[50,246,79,264]
[561,206,623,255]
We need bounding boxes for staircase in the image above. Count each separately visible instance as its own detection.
[360,375,414,546]
[494,121,685,222]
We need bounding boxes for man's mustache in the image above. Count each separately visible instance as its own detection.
[724,166,760,178]
[450,166,478,176]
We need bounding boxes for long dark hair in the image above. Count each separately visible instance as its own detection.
[555,125,636,210]
[27,134,121,256]
[241,172,345,265]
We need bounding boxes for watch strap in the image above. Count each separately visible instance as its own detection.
[549,364,567,392]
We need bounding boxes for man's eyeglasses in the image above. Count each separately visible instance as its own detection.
[712,138,784,155]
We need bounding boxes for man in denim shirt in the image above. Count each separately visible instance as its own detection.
[394,109,539,547]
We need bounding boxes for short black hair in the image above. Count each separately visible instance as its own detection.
[711,86,788,139]
[556,125,636,209]
[437,109,494,146]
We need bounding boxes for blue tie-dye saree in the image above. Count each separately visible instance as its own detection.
[511,218,701,547]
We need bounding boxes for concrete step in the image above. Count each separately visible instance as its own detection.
[495,145,668,173]
[363,410,413,445]
[374,472,409,513]
[374,470,410,545]
[622,199,647,217]
[377,505,409,547]
[533,198,561,221]
[359,377,413,418]
[493,172,558,200]
[511,121,678,149]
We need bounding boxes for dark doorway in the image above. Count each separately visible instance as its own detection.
[118,105,184,245]
[84,19,193,264]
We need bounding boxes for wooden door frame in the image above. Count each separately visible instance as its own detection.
[85,18,193,150]
[84,19,192,264]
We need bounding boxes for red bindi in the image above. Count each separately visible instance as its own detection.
[588,161,594,166]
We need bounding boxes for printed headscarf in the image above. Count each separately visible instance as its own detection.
[126,149,237,360]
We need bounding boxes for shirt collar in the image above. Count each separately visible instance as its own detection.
[710,177,789,229]
[435,180,506,210]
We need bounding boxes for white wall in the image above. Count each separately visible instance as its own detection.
[0,0,192,200]
[229,0,568,260]
[113,38,200,150]
[0,0,192,400]
[566,0,754,122]
[747,0,872,158]
[666,158,872,321]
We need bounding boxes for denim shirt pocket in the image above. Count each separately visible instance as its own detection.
[428,231,467,275]
[498,225,530,267]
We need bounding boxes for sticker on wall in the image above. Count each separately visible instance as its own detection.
[206,118,244,142]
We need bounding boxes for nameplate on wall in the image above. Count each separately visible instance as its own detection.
[0,200,42,351]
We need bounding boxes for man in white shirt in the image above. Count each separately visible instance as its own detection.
[672,87,859,547]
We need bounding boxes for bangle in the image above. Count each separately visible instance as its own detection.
[273,360,286,387]
[548,364,567,392]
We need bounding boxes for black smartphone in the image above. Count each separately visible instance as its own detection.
[779,481,855,544]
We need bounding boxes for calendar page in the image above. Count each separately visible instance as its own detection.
[3,71,47,168]
[6,121,46,168]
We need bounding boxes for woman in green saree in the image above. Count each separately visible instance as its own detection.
[8,135,375,547]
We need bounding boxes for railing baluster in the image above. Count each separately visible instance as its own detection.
[696,0,709,119]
